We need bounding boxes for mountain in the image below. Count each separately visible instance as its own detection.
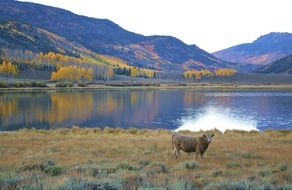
[255,55,292,74]
[0,21,94,57]
[0,0,234,71]
[213,32,292,65]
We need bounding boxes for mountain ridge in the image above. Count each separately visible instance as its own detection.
[256,55,292,74]
[0,0,236,71]
[213,32,292,65]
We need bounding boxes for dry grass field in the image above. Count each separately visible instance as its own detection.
[0,127,292,190]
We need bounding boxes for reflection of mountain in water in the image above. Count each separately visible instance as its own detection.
[1,90,292,131]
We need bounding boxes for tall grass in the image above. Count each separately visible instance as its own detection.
[0,128,292,189]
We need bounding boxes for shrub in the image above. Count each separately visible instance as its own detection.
[127,128,139,135]
[31,81,47,87]
[59,178,123,190]
[139,160,151,167]
[147,163,168,175]
[44,165,63,176]
[279,163,288,172]
[277,184,292,190]
[211,170,223,177]
[138,188,166,190]
[0,175,24,190]
[0,81,47,88]
[240,152,261,159]
[260,183,273,190]
[226,162,241,168]
[168,180,196,190]
[77,83,87,87]
[180,161,199,170]
[116,163,139,171]
[56,81,74,87]
[206,180,254,190]
[91,168,116,177]
[0,81,9,88]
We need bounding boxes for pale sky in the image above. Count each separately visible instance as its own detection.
[18,0,292,52]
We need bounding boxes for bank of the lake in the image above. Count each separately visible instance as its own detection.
[1,82,292,91]
[0,128,292,190]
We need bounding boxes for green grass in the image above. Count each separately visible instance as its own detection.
[0,81,48,88]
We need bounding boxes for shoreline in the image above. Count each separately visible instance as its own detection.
[0,126,291,134]
[1,83,292,91]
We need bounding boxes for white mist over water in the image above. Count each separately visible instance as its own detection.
[176,107,258,133]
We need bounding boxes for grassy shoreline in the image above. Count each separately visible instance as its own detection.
[1,127,292,190]
[1,83,292,91]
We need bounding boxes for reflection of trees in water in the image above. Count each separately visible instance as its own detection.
[0,92,94,128]
[95,91,159,127]
[183,91,207,107]
[0,95,18,127]
[129,91,159,127]
[96,92,124,114]
[48,92,93,124]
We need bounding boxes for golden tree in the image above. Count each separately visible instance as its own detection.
[0,60,18,77]
[215,68,238,77]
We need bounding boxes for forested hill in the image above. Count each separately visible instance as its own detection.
[256,55,292,74]
[0,0,235,72]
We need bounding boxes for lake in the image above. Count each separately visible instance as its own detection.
[0,89,292,131]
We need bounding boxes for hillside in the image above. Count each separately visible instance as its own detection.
[255,55,292,74]
[213,32,292,65]
[0,0,234,71]
[0,21,95,57]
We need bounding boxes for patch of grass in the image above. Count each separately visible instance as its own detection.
[146,163,168,175]
[0,175,24,190]
[0,81,48,88]
[258,169,272,178]
[138,188,166,190]
[279,163,288,172]
[56,81,74,87]
[91,167,116,177]
[179,161,199,170]
[206,180,255,190]
[168,180,197,190]
[139,160,151,167]
[77,82,87,87]
[226,162,241,168]
[59,178,123,190]
[44,165,63,176]
[116,163,139,171]
[0,81,9,88]
[240,151,261,159]
[211,170,224,177]
[277,184,292,190]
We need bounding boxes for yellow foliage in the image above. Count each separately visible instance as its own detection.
[215,68,238,77]
[0,60,18,76]
[184,68,237,79]
[51,66,94,81]
[130,67,138,77]
[84,68,94,81]
[183,69,212,80]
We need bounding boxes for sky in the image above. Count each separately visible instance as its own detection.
[19,0,292,52]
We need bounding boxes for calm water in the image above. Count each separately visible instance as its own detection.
[0,89,292,131]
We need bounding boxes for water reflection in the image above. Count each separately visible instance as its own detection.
[0,90,292,131]
[176,107,258,132]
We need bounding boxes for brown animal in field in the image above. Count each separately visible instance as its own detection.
[172,133,214,160]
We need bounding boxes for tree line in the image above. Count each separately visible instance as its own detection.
[183,68,238,80]
[0,49,158,81]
